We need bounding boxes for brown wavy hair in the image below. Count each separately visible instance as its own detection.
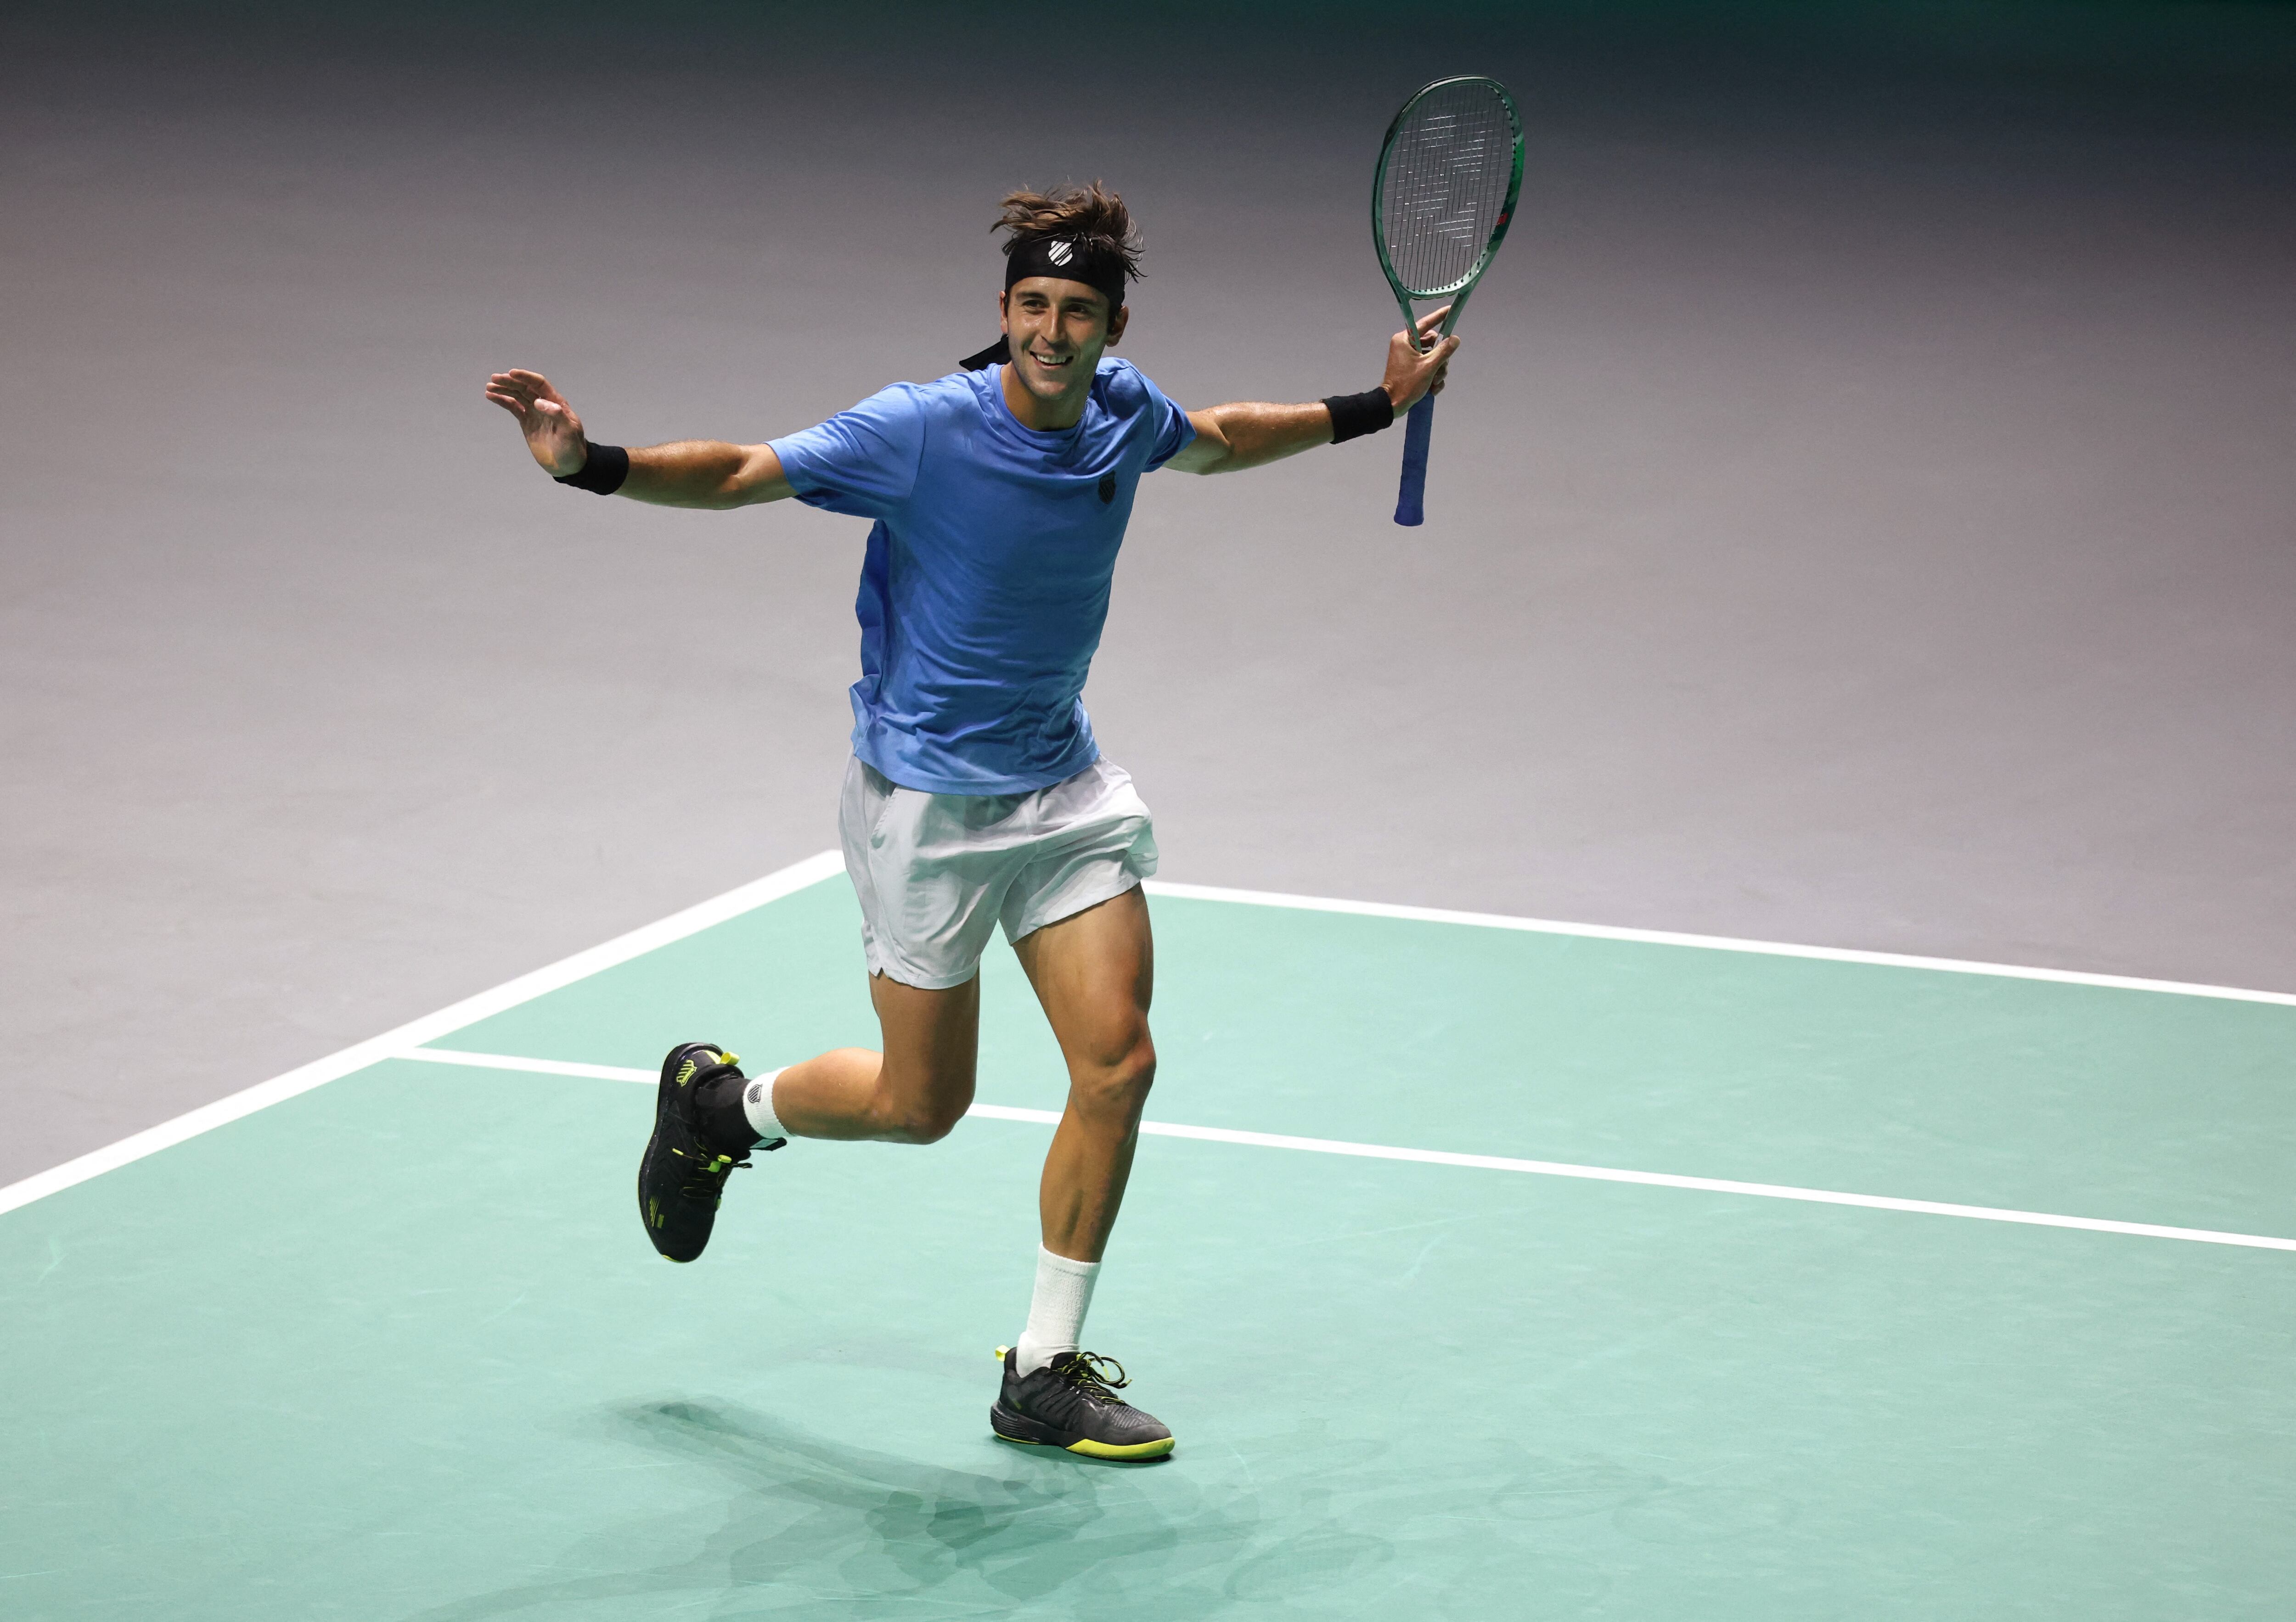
[993,182,1144,286]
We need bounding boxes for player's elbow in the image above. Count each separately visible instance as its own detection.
[695,474,783,510]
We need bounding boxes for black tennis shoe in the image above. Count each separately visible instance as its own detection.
[989,1346,1176,1460]
[636,1041,779,1263]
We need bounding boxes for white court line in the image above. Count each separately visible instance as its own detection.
[395,1049,654,1084]
[1143,881,2296,1007]
[9,847,2291,1218]
[0,852,848,1218]
[399,1045,2296,1254]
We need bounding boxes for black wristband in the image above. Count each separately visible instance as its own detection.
[1322,388,1396,444]
[553,443,629,495]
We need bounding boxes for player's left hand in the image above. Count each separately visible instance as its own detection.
[1381,307,1460,414]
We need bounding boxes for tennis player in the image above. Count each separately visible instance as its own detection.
[485,184,1457,1460]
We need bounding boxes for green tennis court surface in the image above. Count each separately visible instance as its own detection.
[7,864,2295,1618]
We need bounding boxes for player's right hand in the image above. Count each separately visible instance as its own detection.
[1381,308,1461,415]
[484,368,588,477]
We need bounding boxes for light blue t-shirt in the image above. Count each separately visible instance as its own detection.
[770,359,1195,794]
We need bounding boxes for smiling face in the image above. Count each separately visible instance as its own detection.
[999,275,1130,426]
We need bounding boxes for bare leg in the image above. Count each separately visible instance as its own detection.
[1011,887,1156,1263]
[769,972,979,1144]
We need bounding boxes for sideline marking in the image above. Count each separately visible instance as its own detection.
[0,852,848,1218]
[1144,881,2296,1008]
[398,1046,2296,1254]
[396,1049,652,1084]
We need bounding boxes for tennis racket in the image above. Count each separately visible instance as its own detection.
[1373,75,1524,526]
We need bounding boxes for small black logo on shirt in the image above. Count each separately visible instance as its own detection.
[1097,472,1116,504]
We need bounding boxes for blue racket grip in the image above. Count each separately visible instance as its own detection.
[1392,394,1434,526]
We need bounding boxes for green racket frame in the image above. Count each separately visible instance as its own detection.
[1373,75,1524,526]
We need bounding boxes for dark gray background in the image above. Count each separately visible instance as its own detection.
[5,0,2292,1188]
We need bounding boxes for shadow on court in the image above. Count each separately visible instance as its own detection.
[391,1397,1789,1619]
[394,1399,1258,1620]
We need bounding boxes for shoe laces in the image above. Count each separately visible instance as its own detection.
[1049,1351,1132,1405]
[674,1144,751,1201]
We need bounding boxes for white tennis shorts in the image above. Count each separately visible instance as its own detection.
[838,755,1159,989]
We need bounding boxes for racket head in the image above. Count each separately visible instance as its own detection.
[1372,76,1524,328]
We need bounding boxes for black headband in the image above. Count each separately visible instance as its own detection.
[959,236,1133,371]
[1002,235,1130,313]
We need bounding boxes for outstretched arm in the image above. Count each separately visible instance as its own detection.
[484,369,793,509]
[1165,309,1460,476]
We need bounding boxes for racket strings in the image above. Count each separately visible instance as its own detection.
[1377,83,1515,297]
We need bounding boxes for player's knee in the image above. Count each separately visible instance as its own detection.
[895,1100,969,1144]
[871,1073,973,1144]
[1076,1033,1155,1120]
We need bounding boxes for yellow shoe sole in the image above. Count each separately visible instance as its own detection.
[992,1430,1176,1460]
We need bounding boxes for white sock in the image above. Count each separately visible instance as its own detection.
[1013,1246,1100,1375]
[741,1068,788,1145]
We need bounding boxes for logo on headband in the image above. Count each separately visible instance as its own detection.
[1047,241,1075,266]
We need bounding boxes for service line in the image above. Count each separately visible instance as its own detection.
[393,1045,2296,1255]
